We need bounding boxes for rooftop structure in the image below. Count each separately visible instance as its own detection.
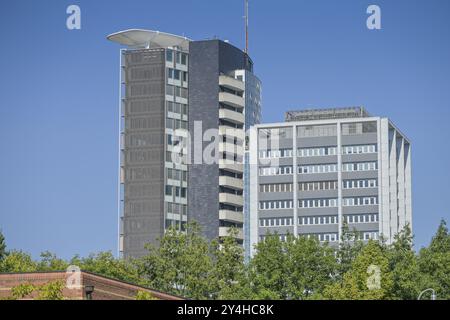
[285,107,371,122]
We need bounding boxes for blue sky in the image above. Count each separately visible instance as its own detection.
[0,0,449,259]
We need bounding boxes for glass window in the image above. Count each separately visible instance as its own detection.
[166,50,173,62]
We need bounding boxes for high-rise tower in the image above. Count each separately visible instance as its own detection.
[107,30,261,258]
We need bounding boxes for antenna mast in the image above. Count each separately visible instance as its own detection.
[244,0,249,54]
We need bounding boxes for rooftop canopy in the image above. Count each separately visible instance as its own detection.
[106,29,191,51]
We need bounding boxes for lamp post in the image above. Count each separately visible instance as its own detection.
[418,288,436,300]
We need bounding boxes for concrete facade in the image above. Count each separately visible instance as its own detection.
[249,107,412,255]
[109,31,261,257]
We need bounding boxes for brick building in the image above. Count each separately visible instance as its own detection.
[0,271,183,300]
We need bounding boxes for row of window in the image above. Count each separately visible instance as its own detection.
[259,214,379,228]
[259,162,378,176]
[299,198,338,208]
[166,50,188,65]
[258,231,379,242]
[258,149,293,159]
[343,179,377,189]
[305,233,339,242]
[299,215,338,225]
[258,123,377,141]
[259,166,293,176]
[343,144,376,154]
[300,180,337,191]
[166,85,188,99]
[260,197,378,210]
[167,68,188,82]
[342,162,377,172]
[259,183,293,193]
[259,217,294,227]
[343,196,378,206]
[166,202,187,216]
[166,168,187,182]
[259,200,294,210]
[258,144,376,159]
[345,214,379,224]
[259,179,378,193]
[298,164,337,174]
[167,101,188,116]
[165,185,187,198]
[166,118,188,130]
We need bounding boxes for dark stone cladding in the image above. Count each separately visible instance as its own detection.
[188,40,252,241]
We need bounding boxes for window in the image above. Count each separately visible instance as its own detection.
[174,69,180,80]
[165,185,172,196]
[166,50,173,62]
[259,200,293,210]
[298,146,337,157]
[298,164,337,174]
[259,166,293,176]
[260,183,293,193]
[258,148,293,159]
[343,144,377,154]
[343,179,378,189]
[298,198,338,208]
[260,217,294,227]
[342,162,377,172]
[181,53,187,65]
[343,197,378,206]
[299,181,338,191]
[299,215,338,225]
[298,125,337,137]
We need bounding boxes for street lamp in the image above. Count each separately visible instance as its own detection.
[418,288,436,300]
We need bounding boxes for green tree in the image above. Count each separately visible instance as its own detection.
[36,280,65,300]
[247,234,288,299]
[322,240,393,300]
[209,228,246,299]
[418,219,450,299]
[135,290,157,300]
[0,231,6,262]
[336,223,364,278]
[139,223,213,299]
[284,235,337,300]
[0,250,38,273]
[70,251,141,285]
[38,251,69,271]
[11,283,36,300]
[387,224,424,299]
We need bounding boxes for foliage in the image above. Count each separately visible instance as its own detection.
[418,219,450,299]
[209,228,246,299]
[1,219,449,300]
[321,241,393,300]
[38,251,69,271]
[138,223,213,299]
[11,283,36,299]
[8,281,64,300]
[135,290,157,300]
[0,250,38,273]
[70,251,141,285]
[0,231,6,262]
[36,280,65,300]
[387,224,425,299]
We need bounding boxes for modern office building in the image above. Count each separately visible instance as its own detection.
[107,29,261,258]
[188,40,261,246]
[249,107,412,255]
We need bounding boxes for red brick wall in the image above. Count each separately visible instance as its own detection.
[0,271,183,300]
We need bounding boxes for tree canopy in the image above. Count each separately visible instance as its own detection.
[0,220,449,300]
